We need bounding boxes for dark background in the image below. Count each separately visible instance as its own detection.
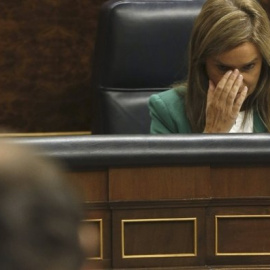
[0,0,268,134]
[0,0,106,133]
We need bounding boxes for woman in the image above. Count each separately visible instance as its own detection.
[148,0,270,133]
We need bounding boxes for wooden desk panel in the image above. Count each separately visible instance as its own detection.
[82,208,111,270]
[206,206,270,266]
[210,166,270,198]
[68,165,270,269]
[68,170,108,202]
[109,166,210,201]
[112,207,206,268]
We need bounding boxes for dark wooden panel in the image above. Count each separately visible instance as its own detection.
[210,166,270,198]
[206,207,270,266]
[112,208,206,268]
[123,219,196,256]
[82,209,111,270]
[217,216,270,254]
[68,170,108,202]
[109,166,210,201]
[67,164,270,269]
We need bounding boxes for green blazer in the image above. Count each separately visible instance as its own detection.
[148,88,267,134]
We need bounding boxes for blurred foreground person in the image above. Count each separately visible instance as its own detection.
[0,141,83,270]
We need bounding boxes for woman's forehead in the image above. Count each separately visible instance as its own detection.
[211,42,261,63]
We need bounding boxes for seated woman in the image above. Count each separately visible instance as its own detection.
[148,0,270,134]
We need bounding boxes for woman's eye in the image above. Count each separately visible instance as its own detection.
[242,63,255,71]
[218,65,230,72]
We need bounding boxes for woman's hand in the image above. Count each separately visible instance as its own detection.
[203,69,248,133]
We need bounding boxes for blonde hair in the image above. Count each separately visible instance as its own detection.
[185,0,270,132]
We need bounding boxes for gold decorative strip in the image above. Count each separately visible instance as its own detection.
[0,131,91,137]
[121,217,197,259]
[82,219,103,260]
[215,215,270,256]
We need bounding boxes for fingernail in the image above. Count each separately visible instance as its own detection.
[238,74,243,80]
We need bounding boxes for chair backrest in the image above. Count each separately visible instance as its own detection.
[91,0,205,134]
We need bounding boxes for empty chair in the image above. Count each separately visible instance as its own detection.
[91,0,205,134]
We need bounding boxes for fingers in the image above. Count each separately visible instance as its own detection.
[226,72,243,107]
[208,80,215,92]
[214,70,233,100]
[232,86,248,114]
[204,69,248,133]
[207,80,215,103]
[214,69,245,108]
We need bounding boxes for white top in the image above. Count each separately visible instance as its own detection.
[229,110,253,133]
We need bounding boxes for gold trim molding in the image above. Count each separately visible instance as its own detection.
[121,217,197,259]
[215,215,270,256]
[0,131,91,137]
[82,218,103,260]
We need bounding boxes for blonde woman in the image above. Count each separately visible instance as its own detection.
[149,0,270,133]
